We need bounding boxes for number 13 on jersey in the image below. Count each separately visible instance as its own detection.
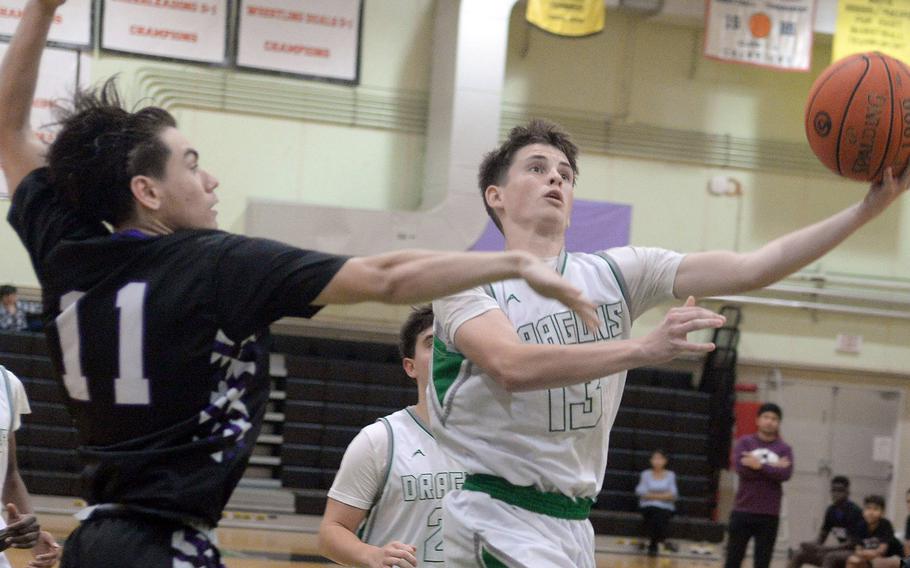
[548,379,603,432]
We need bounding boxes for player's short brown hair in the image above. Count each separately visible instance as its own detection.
[477,119,578,233]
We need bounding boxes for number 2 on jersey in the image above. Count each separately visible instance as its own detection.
[57,283,151,405]
[423,506,444,562]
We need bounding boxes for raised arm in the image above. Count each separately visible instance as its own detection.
[453,297,724,392]
[314,249,598,328]
[674,165,910,298]
[0,0,62,195]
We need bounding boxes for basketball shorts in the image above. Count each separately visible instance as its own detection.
[61,509,224,568]
[442,489,595,568]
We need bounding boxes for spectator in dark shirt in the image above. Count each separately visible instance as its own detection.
[789,475,864,567]
[725,402,794,568]
[0,285,27,332]
[843,495,902,568]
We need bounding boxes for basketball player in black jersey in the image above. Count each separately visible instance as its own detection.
[0,2,601,566]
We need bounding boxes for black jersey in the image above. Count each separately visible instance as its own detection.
[822,500,864,543]
[8,168,348,526]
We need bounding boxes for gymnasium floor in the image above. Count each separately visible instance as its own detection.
[3,496,791,568]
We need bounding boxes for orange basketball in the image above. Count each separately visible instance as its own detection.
[749,13,771,38]
[805,52,910,182]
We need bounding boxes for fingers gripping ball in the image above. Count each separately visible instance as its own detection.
[805,52,910,182]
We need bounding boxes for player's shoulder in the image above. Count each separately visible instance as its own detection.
[360,413,400,446]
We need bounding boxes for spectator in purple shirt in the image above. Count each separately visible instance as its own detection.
[724,402,794,568]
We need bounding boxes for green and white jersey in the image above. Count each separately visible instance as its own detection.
[327,407,465,565]
[430,247,683,500]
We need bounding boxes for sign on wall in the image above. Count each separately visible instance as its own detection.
[0,44,88,198]
[704,0,816,71]
[832,0,910,63]
[0,0,92,47]
[526,0,605,37]
[101,0,230,64]
[236,0,362,83]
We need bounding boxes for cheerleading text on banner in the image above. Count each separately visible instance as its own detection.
[101,0,229,64]
[525,0,605,37]
[236,0,362,83]
[832,0,910,63]
[0,44,87,198]
[0,0,92,47]
[703,0,816,71]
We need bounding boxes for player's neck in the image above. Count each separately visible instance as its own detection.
[412,400,430,426]
[503,227,565,258]
[116,216,175,236]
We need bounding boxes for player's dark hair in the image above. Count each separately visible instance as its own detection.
[478,119,578,233]
[864,494,886,509]
[48,77,177,226]
[651,448,668,459]
[0,285,16,298]
[758,402,782,420]
[398,305,433,360]
[831,475,850,488]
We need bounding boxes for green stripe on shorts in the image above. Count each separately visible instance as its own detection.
[481,546,508,568]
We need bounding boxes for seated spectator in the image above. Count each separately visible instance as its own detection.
[0,285,27,332]
[789,475,864,567]
[843,495,903,568]
[636,448,678,556]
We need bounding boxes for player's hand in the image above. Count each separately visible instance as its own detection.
[862,159,910,218]
[4,503,39,549]
[27,531,60,567]
[366,541,417,568]
[740,453,762,470]
[518,254,599,332]
[636,297,725,363]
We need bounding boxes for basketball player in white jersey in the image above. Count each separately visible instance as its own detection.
[319,306,464,567]
[431,120,910,567]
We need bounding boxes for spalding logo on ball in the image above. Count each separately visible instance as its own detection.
[804,52,910,182]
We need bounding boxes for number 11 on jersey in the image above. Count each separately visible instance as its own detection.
[57,283,151,405]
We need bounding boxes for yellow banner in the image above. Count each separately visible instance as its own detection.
[526,0,605,37]
[832,0,910,63]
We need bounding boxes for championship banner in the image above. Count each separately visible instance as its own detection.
[0,45,87,198]
[236,0,362,83]
[0,0,92,47]
[101,0,229,64]
[704,0,816,71]
[526,0,605,37]
[832,0,910,63]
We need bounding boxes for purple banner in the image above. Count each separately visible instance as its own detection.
[470,199,631,252]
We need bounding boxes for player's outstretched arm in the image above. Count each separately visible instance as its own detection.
[454,297,724,392]
[314,249,598,328]
[318,499,417,568]
[0,0,62,196]
[674,164,910,299]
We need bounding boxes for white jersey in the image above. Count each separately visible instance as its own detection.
[327,407,465,565]
[0,366,32,568]
[430,247,682,500]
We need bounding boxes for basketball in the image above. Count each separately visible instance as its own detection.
[804,52,910,182]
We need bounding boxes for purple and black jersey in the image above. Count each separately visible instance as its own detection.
[8,168,348,527]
